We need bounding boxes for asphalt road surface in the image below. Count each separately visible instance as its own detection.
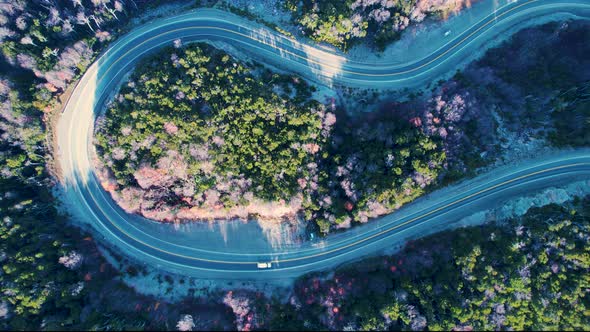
[56,0,590,279]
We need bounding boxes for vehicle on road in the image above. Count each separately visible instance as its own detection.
[55,2,590,279]
[257,262,272,269]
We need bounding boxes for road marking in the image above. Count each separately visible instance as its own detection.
[91,162,589,265]
[99,0,539,78]
[62,0,590,269]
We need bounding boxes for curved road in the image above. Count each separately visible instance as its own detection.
[56,0,590,279]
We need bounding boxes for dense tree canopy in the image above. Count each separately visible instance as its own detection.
[263,199,590,331]
[549,82,590,146]
[95,42,447,232]
[284,0,475,50]
[0,1,588,328]
[96,42,333,221]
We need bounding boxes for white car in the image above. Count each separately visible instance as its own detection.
[257,262,272,269]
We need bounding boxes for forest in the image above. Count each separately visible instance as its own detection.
[95,42,449,233]
[257,199,590,330]
[95,20,590,234]
[2,174,589,330]
[0,0,588,330]
[283,0,475,50]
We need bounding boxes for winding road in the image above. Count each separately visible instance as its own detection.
[56,0,590,279]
